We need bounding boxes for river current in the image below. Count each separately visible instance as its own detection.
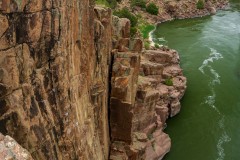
[152,1,240,160]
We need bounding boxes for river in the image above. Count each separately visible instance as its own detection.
[152,1,240,160]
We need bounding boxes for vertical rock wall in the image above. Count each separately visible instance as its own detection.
[0,0,111,159]
[0,1,186,160]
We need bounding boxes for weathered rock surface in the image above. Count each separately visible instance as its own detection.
[109,17,186,159]
[0,1,111,159]
[0,0,187,160]
[0,133,33,160]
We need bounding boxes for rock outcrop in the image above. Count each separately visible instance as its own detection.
[0,0,111,159]
[0,0,186,160]
[109,38,186,159]
[0,133,33,160]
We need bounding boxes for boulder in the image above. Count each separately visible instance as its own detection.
[209,7,217,14]
[0,133,33,160]
[130,38,143,53]
[167,1,178,13]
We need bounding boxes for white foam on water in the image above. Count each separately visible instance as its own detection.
[216,131,231,160]
[218,117,225,129]
[202,100,231,160]
[149,27,156,47]
[209,66,221,85]
[157,37,167,42]
[205,94,215,106]
[199,48,223,74]
[204,89,221,114]
[200,48,223,114]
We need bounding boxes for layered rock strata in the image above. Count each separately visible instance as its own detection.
[109,42,186,159]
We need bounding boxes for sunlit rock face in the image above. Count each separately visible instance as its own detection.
[0,0,111,159]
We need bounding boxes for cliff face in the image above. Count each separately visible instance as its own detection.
[0,0,110,159]
[0,0,186,160]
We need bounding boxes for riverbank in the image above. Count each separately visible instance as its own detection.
[152,1,240,159]
[117,0,229,24]
[147,0,229,48]
[113,1,230,159]
[140,1,230,159]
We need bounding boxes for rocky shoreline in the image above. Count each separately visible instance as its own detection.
[147,0,229,48]
[108,4,189,159]
[114,0,229,158]
[109,46,187,159]
[118,0,229,24]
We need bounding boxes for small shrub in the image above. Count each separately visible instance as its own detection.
[136,14,142,19]
[154,43,160,48]
[113,8,138,27]
[95,0,118,9]
[146,3,159,15]
[196,0,205,9]
[139,71,145,76]
[151,142,155,151]
[130,27,137,37]
[164,78,173,86]
[139,24,155,39]
[144,41,150,50]
[147,133,153,139]
[131,0,146,8]
[95,0,109,7]
[107,0,118,9]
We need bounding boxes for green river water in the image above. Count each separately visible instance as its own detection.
[152,1,240,160]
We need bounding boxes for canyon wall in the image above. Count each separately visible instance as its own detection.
[0,0,110,159]
[0,0,186,159]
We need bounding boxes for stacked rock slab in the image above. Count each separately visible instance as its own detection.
[110,15,143,159]
[109,18,186,159]
[141,49,187,159]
